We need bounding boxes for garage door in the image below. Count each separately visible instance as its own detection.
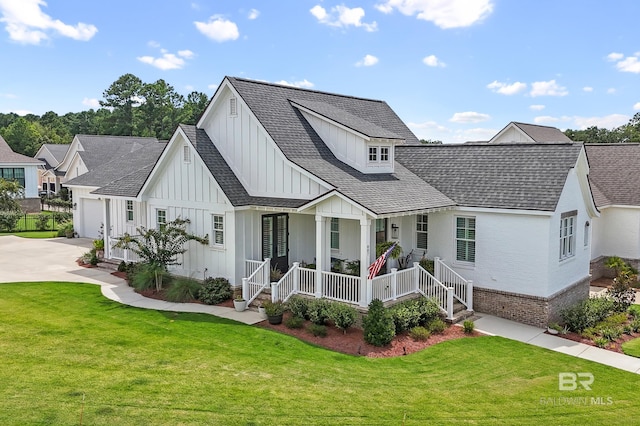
[80,198,103,239]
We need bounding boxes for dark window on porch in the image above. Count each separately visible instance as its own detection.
[330,217,339,250]
[0,167,25,188]
[375,218,387,244]
[456,216,475,263]
[416,214,428,250]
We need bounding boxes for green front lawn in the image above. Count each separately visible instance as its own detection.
[622,338,640,357]
[0,230,59,238]
[1,282,639,425]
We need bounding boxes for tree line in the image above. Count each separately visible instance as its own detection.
[563,113,640,144]
[0,73,209,156]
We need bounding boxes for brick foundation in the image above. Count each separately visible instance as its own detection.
[473,277,590,328]
[590,255,640,281]
[18,198,41,213]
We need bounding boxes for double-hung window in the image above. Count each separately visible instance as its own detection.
[330,217,339,250]
[416,214,428,251]
[559,211,576,260]
[212,215,224,246]
[367,146,391,164]
[126,200,134,222]
[156,209,167,231]
[456,216,476,263]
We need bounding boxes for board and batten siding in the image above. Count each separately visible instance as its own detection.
[144,135,236,283]
[108,199,146,237]
[201,85,328,199]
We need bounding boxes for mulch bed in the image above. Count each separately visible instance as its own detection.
[547,329,640,354]
[258,312,482,358]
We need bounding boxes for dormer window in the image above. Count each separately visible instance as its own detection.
[368,145,391,164]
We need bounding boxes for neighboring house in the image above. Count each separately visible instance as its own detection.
[0,134,43,212]
[489,122,574,144]
[61,135,162,239]
[84,78,597,327]
[33,143,70,195]
[584,143,640,277]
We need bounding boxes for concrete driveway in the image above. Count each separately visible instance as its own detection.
[0,235,122,285]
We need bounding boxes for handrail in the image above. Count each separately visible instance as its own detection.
[242,258,270,305]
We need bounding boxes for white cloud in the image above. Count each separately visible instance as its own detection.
[0,92,17,99]
[275,79,315,89]
[487,80,526,95]
[607,52,624,61]
[422,55,445,67]
[583,86,593,92]
[607,87,616,94]
[137,48,194,70]
[375,0,493,29]
[607,52,640,73]
[449,111,491,123]
[529,104,545,111]
[408,120,449,132]
[194,16,239,42]
[0,0,97,44]
[530,80,568,97]
[248,9,260,20]
[310,5,377,31]
[81,97,100,109]
[533,116,562,124]
[634,102,640,111]
[356,54,379,67]
[573,114,629,130]
[207,83,219,90]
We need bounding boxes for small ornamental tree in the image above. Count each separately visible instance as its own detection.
[114,217,208,291]
[0,178,24,212]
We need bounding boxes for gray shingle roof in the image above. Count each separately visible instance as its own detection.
[512,122,573,143]
[180,124,309,208]
[67,140,166,198]
[395,143,583,211]
[584,143,640,207]
[0,135,43,164]
[228,77,453,214]
[73,135,159,172]
[41,143,70,163]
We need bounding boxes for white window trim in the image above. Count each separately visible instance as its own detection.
[559,211,577,261]
[416,214,428,252]
[367,145,392,165]
[126,200,134,223]
[330,217,339,251]
[156,209,167,231]
[455,216,476,264]
[212,214,224,248]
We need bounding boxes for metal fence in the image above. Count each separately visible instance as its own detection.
[0,211,73,233]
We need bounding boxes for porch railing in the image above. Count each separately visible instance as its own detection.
[321,271,360,304]
[242,258,270,305]
[107,236,142,263]
[434,257,473,311]
[416,264,453,320]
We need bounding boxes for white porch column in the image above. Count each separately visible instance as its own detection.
[315,215,325,298]
[359,218,371,308]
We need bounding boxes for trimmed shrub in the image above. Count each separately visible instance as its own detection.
[35,213,50,231]
[419,257,434,275]
[409,326,431,341]
[629,305,640,318]
[427,318,447,334]
[117,261,127,272]
[197,277,232,305]
[285,316,304,329]
[600,326,622,342]
[389,297,441,334]
[623,324,634,335]
[166,277,201,303]
[287,295,310,319]
[463,320,475,334]
[561,297,616,332]
[129,263,168,291]
[363,299,395,347]
[308,323,327,337]
[632,319,640,333]
[593,337,609,348]
[0,211,21,232]
[329,303,358,334]
[307,298,332,325]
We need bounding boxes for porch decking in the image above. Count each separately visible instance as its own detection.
[243,257,473,320]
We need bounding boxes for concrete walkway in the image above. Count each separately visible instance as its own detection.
[2,235,640,372]
[0,235,264,325]
[474,314,640,374]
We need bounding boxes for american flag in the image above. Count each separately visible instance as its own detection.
[368,242,397,280]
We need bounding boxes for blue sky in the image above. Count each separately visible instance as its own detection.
[1,0,639,143]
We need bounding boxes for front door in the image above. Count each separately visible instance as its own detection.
[262,213,289,274]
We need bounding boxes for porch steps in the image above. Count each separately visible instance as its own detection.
[448,301,474,324]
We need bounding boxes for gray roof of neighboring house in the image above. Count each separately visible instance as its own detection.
[42,143,70,163]
[0,135,43,164]
[511,122,573,143]
[227,77,454,214]
[72,135,159,172]
[68,140,167,198]
[395,143,583,211]
[584,143,640,207]
[180,124,309,208]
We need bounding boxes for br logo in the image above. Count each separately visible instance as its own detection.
[558,372,594,391]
